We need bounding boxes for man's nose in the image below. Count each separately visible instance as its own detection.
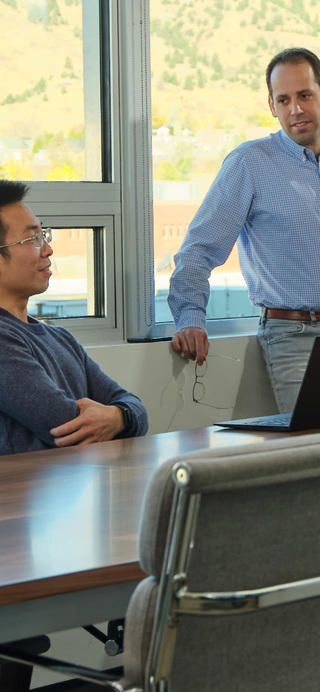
[291,99,303,115]
[41,240,53,256]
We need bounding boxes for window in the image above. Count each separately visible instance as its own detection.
[27,227,112,320]
[1,1,318,344]
[0,0,122,343]
[0,0,103,182]
[149,0,320,328]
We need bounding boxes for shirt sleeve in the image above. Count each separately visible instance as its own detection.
[167,148,255,331]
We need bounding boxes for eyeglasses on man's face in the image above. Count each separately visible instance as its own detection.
[0,228,52,250]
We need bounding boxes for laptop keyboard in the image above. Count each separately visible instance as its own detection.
[244,413,291,426]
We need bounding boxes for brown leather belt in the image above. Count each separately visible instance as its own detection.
[261,308,320,321]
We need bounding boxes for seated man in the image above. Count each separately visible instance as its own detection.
[0,180,148,455]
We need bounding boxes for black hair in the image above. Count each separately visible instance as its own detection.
[266,47,320,95]
[0,180,29,258]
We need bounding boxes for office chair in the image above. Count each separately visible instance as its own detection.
[2,432,320,691]
[0,625,124,691]
[0,635,50,691]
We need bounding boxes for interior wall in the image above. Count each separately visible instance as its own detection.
[86,334,278,434]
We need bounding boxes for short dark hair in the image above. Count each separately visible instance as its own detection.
[266,47,320,96]
[0,180,29,258]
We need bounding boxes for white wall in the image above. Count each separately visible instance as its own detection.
[86,334,278,434]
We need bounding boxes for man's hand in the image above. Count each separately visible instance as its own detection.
[50,398,125,448]
[171,327,209,366]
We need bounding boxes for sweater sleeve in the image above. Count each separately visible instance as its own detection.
[0,321,148,447]
[0,330,80,446]
[82,350,149,438]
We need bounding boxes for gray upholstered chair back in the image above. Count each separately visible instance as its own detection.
[123,433,320,691]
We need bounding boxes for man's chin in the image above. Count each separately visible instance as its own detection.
[30,283,50,297]
[289,125,314,147]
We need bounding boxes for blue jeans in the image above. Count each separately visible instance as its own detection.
[257,317,320,413]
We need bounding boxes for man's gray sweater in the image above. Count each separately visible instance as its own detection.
[0,308,148,455]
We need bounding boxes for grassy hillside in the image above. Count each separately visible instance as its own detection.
[150,0,320,131]
[0,0,320,181]
[0,0,83,137]
[2,0,319,139]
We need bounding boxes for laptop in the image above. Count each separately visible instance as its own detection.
[215,336,320,432]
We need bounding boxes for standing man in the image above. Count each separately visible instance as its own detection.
[168,47,320,414]
[0,180,148,455]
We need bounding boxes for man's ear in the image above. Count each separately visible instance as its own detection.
[268,93,277,118]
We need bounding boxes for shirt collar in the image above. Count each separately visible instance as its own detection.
[279,129,317,163]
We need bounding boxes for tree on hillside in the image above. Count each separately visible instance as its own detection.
[46,0,63,25]
[197,69,207,88]
[211,53,223,80]
[0,0,17,7]
[28,4,43,22]
[183,75,195,90]
[162,71,179,85]
[28,0,63,25]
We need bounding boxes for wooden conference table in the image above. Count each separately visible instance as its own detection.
[0,426,295,643]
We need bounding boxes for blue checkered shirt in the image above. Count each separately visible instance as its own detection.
[168,129,320,331]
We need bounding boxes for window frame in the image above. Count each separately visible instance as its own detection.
[117,0,258,342]
[23,0,124,345]
[22,0,259,347]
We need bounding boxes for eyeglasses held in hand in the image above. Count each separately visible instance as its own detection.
[0,228,52,250]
